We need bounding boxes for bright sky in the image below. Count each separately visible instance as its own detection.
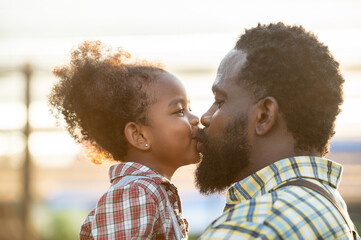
[1,0,361,167]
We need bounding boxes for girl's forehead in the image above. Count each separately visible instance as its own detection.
[148,71,188,103]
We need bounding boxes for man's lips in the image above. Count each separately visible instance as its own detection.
[195,128,206,152]
[196,141,203,152]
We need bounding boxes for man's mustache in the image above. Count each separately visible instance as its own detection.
[196,128,207,143]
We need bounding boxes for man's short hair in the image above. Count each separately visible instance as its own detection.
[235,22,344,155]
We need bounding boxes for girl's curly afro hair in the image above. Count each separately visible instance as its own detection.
[49,41,165,164]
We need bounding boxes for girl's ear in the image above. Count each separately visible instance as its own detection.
[124,122,150,151]
[254,97,279,136]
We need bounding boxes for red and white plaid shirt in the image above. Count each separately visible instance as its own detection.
[80,162,189,239]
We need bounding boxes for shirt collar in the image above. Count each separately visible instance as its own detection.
[109,162,173,187]
[226,156,343,206]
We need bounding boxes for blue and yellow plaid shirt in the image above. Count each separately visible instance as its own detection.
[200,156,360,239]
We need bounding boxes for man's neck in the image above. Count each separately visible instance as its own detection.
[237,139,321,182]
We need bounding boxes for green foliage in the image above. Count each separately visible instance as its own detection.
[188,234,201,240]
[39,210,80,240]
[355,221,361,236]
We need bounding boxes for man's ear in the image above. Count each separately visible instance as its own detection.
[254,97,279,136]
[124,122,150,151]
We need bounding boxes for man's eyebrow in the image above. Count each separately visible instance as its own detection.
[212,84,226,96]
[168,97,186,107]
[211,84,218,93]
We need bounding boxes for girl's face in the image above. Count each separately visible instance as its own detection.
[144,72,200,170]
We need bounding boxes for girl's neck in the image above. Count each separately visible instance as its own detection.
[124,153,176,180]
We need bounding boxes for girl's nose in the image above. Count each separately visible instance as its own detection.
[189,113,199,126]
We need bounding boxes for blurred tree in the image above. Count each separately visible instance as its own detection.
[40,211,79,240]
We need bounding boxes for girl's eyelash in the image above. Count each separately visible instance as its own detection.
[174,105,190,116]
[175,108,185,116]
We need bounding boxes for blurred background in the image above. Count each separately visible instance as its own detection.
[1,0,361,239]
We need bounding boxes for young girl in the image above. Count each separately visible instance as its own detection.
[49,41,199,239]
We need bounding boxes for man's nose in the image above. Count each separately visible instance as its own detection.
[201,111,212,127]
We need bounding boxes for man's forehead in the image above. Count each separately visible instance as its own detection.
[218,49,247,73]
[213,49,247,92]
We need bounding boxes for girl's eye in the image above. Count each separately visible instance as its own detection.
[176,109,185,117]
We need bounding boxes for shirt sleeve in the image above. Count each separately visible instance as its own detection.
[82,183,161,239]
[199,220,278,240]
[80,209,95,240]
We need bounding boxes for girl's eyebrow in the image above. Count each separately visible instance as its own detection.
[168,97,186,107]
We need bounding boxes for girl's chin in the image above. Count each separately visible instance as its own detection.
[194,153,202,164]
[180,154,201,166]
[190,152,202,164]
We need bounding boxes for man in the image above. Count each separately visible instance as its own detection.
[195,22,360,239]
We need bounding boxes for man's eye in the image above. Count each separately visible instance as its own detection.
[215,100,224,109]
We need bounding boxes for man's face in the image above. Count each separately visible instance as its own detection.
[195,49,256,194]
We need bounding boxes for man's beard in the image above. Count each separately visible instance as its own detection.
[195,114,251,195]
